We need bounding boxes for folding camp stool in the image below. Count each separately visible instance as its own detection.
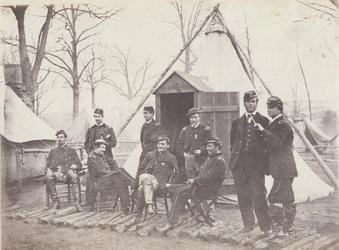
[186,189,219,227]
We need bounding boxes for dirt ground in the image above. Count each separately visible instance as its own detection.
[1,154,338,250]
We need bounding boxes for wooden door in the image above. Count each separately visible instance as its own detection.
[195,92,239,184]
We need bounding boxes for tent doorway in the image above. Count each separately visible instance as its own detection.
[159,92,194,150]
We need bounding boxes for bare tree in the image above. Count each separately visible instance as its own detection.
[296,0,337,19]
[83,48,108,108]
[170,1,204,73]
[44,4,121,120]
[2,5,54,112]
[106,46,153,102]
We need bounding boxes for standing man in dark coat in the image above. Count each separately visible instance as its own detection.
[176,107,212,180]
[85,108,117,203]
[87,139,131,214]
[85,108,117,162]
[159,137,226,232]
[139,106,160,167]
[45,130,82,211]
[229,91,272,235]
[256,96,298,234]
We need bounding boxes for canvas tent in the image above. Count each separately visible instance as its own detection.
[0,84,56,182]
[66,109,92,145]
[121,9,334,202]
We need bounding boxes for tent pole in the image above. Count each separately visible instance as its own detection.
[15,148,23,192]
[223,22,339,189]
[116,3,220,137]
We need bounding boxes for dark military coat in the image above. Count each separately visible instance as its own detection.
[263,115,298,178]
[87,151,113,179]
[46,144,81,172]
[176,123,212,165]
[229,112,269,173]
[140,119,159,154]
[138,150,179,191]
[193,152,227,200]
[84,123,117,159]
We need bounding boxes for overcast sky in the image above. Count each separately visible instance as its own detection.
[0,0,338,120]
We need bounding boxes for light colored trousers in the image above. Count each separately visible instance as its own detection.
[138,173,159,204]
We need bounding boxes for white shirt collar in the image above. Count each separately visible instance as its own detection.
[145,119,153,124]
[245,111,257,117]
[191,123,200,128]
[96,122,104,127]
[270,114,283,124]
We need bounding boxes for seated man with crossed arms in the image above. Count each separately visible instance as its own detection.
[136,135,179,218]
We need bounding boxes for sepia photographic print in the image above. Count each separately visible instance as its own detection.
[0,0,338,249]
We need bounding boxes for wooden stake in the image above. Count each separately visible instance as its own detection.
[116,3,220,137]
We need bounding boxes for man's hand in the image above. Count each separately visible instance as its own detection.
[254,123,264,131]
[70,164,78,170]
[193,149,201,155]
[186,178,194,184]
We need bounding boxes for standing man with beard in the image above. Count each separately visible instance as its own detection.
[229,91,272,236]
[139,106,160,167]
[256,96,297,235]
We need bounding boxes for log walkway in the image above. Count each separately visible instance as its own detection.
[4,206,339,249]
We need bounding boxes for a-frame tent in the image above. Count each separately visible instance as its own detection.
[120,6,334,202]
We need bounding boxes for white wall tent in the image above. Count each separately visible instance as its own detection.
[1,84,56,182]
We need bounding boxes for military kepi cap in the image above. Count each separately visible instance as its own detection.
[267,96,283,109]
[94,139,107,146]
[56,130,67,137]
[94,107,104,116]
[186,107,200,117]
[143,106,155,114]
[205,136,222,146]
[243,90,258,101]
[156,135,170,143]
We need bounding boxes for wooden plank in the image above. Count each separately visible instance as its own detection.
[116,216,138,233]
[64,212,96,227]
[110,214,135,231]
[136,217,164,237]
[51,211,88,226]
[74,212,108,228]
[96,212,122,229]
[72,213,100,229]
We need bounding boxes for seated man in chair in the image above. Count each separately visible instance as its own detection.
[159,136,227,232]
[87,139,131,214]
[45,130,82,211]
[136,135,179,218]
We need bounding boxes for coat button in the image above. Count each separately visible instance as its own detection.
[239,140,242,143]
[236,152,239,154]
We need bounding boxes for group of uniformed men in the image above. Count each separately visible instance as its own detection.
[45,90,297,237]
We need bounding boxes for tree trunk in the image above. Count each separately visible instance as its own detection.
[184,46,191,73]
[72,84,80,120]
[91,86,96,109]
[12,5,34,111]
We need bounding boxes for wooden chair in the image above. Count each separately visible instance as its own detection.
[143,168,177,220]
[46,169,84,207]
